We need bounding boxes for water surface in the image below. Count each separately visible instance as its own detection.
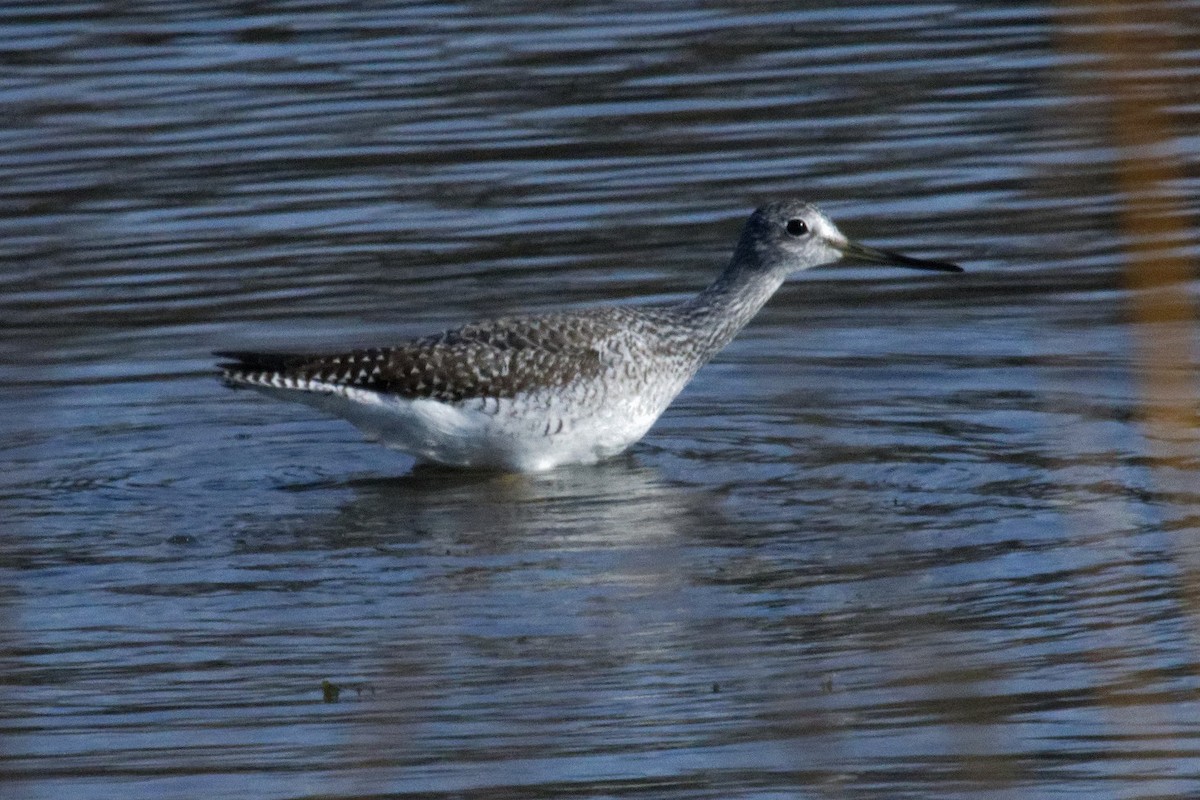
[3,1,1200,798]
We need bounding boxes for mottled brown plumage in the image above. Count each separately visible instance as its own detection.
[217,307,679,403]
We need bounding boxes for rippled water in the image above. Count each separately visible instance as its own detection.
[3,1,1199,798]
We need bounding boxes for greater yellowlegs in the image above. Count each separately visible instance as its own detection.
[217,200,961,471]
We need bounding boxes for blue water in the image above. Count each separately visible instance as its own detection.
[3,2,1199,798]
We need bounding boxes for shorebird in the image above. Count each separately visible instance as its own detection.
[217,200,961,471]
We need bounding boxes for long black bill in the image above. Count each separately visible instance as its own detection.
[839,240,963,273]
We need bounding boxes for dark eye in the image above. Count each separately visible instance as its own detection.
[785,218,808,236]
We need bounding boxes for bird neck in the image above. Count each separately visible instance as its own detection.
[676,250,786,357]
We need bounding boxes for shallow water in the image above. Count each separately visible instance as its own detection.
[3,1,1200,798]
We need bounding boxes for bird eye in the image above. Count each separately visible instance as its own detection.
[785,218,808,236]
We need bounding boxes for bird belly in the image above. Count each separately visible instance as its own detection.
[258,384,662,472]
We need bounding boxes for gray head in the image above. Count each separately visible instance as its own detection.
[735,199,962,275]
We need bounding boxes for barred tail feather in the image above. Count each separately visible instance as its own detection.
[215,350,320,390]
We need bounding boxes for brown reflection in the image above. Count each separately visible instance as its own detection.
[1050,1,1199,795]
[1056,0,1199,600]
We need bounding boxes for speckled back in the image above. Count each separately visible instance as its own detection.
[218,304,710,407]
